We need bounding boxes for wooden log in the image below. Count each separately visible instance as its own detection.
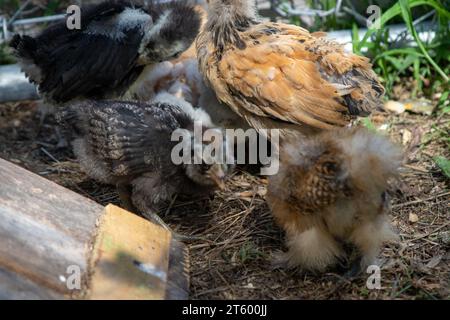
[0,158,189,299]
[0,158,104,297]
[88,204,171,300]
[0,266,63,300]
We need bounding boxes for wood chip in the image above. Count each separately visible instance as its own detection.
[384,100,406,114]
[235,191,253,198]
[401,129,412,146]
[409,213,419,223]
[426,255,442,269]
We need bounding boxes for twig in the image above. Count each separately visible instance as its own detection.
[404,221,450,243]
[392,191,450,209]
[40,147,60,164]
[404,164,430,173]
[193,286,230,297]
[189,237,250,250]
[163,193,178,217]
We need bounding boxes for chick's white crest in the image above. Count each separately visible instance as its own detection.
[85,7,152,40]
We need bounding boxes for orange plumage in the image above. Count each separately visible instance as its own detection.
[197,0,384,137]
[266,128,402,274]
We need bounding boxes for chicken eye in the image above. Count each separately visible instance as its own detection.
[171,51,182,59]
[201,163,211,173]
[324,161,337,171]
[381,191,389,204]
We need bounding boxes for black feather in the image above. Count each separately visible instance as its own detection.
[64,99,194,179]
[9,0,201,103]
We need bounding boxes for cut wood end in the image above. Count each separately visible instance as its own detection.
[87,205,173,300]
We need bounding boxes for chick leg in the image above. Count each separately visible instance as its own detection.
[116,184,199,241]
[130,175,206,242]
[348,218,398,275]
[140,209,205,242]
[116,183,137,212]
[348,258,365,278]
[117,183,189,239]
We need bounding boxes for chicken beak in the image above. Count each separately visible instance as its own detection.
[209,164,227,190]
[213,175,226,190]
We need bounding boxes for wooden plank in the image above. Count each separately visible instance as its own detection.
[88,205,172,300]
[165,238,190,300]
[0,158,104,296]
[0,266,63,300]
[0,158,190,299]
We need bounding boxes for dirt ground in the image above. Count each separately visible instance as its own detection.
[0,98,448,300]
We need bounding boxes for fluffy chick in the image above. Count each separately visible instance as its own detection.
[197,0,384,138]
[131,58,250,130]
[60,93,233,237]
[10,0,201,104]
[266,128,402,274]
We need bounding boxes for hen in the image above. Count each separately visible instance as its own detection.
[197,0,384,138]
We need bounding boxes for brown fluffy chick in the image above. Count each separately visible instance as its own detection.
[197,0,384,138]
[266,128,402,274]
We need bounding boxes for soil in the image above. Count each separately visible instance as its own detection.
[0,98,448,300]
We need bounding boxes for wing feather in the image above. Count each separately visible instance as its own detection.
[211,23,383,129]
[63,101,190,178]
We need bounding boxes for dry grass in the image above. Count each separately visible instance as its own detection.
[0,100,448,300]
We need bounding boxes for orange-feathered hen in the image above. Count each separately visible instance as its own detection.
[266,128,402,274]
[197,0,384,137]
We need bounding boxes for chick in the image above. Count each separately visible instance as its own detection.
[266,128,402,274]
[197,0,384,138]
[10,0,201,104]
[60,93,233,238]
[132,58,250,130]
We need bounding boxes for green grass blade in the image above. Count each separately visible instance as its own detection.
[399,0,449,82]
[434,156,450,179]
[358,0,450,51]
[352,23,361,54]
[373,49,425,62]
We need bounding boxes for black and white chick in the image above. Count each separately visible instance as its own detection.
[60,93,234,239]
[9,0,201,104]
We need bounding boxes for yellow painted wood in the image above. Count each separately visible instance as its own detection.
[88,205,172,300]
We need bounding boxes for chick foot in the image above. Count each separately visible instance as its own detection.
[141,210,205,242]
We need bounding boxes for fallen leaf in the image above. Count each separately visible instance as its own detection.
[400,129,412,146]
[256,187,267,197]
[243,283,255,289]
[409,213,419,223]
[404,99,435,115]
[422,283,441,291]
[235,191,253,198]
[384,100,405,114]
[237,181,251,187]
[426,255,442,268]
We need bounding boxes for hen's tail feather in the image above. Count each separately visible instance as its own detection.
[9,34,38,60]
